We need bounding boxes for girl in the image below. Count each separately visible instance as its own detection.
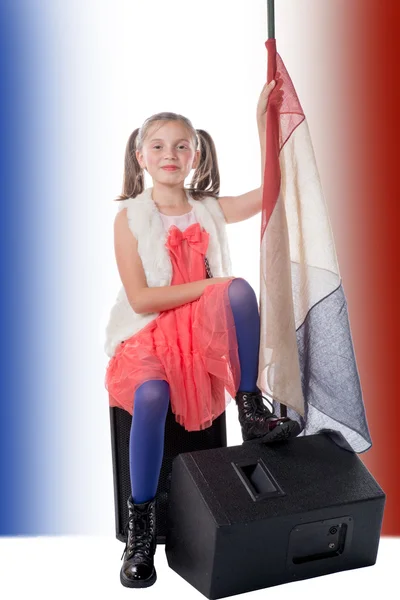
[104,78,299,588]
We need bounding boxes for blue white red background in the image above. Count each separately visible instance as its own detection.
[0,1,398,597]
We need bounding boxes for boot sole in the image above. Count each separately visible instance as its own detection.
[243,420,301,444]
[120,569,157,588]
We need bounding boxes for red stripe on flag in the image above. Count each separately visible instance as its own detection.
[261,38,305,241]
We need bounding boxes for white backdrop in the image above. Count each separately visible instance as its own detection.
[75,0,348,533]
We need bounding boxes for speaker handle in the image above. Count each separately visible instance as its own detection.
[231,458,286,502]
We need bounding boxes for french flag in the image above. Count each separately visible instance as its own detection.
[258,39,371,454]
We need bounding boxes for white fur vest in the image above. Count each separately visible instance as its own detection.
[104,186,233,358]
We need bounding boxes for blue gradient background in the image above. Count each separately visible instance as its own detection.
[1,2,42,533]
[0,1,60,534]
[0,0,140,537]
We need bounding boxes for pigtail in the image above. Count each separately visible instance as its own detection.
[115,129,145,201]
[186,129,220,201]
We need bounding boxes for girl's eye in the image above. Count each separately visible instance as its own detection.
[153,145,188,150]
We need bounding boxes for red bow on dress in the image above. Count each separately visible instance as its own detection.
[168,223,209,254]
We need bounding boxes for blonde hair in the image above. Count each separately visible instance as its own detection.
[115,112,220,202]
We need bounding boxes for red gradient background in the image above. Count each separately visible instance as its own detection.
[320,1,400,535]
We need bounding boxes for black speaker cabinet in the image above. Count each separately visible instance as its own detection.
[165,432,385,599]
[109,404,226,544]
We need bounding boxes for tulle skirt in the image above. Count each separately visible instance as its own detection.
[105,279,241,431]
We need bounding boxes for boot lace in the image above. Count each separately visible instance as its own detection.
[121,509,154,561]
[243,391,276,421]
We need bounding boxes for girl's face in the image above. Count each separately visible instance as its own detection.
[136,121,200,183]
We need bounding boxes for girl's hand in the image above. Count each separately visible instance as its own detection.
[205,277,235,286]
[256,73,284,129]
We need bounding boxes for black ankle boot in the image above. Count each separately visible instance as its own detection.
[120,496,157,588]
[235,388,301,443]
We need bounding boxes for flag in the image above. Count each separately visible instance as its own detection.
[257,39,372,454]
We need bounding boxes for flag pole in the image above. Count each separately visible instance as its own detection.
[265,0,288,419]
[267,0,275,38]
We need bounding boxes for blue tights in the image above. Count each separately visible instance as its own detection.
[129,278,260,503]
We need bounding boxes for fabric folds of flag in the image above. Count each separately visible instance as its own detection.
[257,39,371,454]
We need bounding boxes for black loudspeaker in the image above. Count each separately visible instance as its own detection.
[109,404,227,544]
[165,432,385,599]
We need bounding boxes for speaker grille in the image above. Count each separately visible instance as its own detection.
[109,404,227,544]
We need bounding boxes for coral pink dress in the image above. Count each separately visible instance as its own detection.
[105,208,241,431]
